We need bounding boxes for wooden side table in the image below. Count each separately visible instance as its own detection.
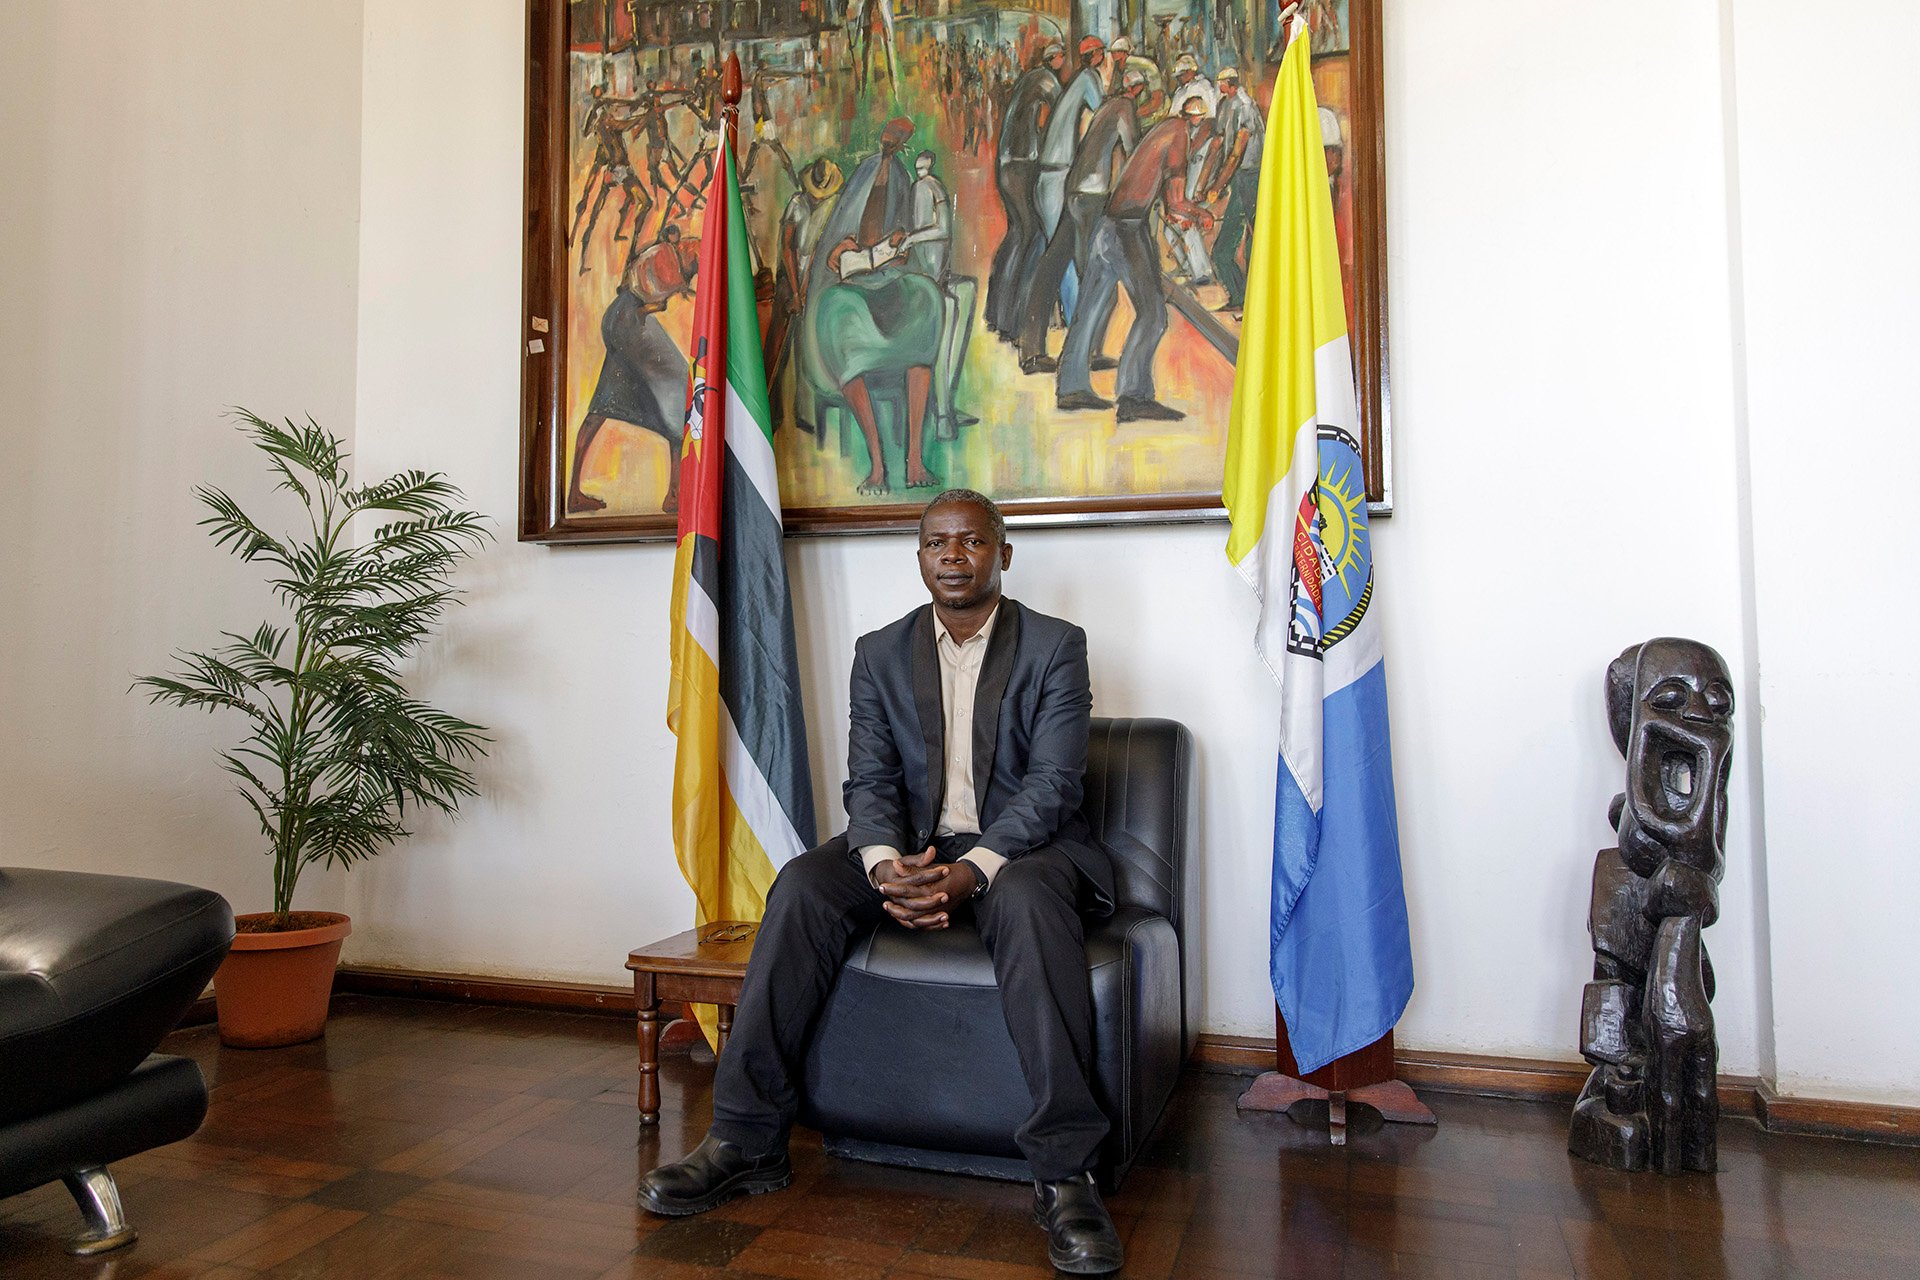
[624,921,757,1125]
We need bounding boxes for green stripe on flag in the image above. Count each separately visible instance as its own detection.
[723,158,774,440]
[710,136,816,854]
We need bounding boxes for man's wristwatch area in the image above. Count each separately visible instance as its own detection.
[963,860,989,898]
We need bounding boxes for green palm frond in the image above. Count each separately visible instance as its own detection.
[231,410,349,490]
[136,410,493,916]
[196,487,292,567]
[347,470,471,519]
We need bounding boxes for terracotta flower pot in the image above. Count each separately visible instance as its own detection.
[213,912,351,1048]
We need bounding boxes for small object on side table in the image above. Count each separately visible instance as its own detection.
[1237,1016,1435,1145]
[625,922,758,1125]
[1569,638,1735,1175]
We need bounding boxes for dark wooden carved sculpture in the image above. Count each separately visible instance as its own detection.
[1569,638,1735,1175]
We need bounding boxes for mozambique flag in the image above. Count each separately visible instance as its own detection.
[667,132,816,1039]
[1222,16,1412,1075]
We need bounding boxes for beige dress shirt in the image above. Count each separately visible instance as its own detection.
[859,605,1009,889]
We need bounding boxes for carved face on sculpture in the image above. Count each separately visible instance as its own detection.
[1608,639,1734,877]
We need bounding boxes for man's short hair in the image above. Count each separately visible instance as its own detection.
[920,488,1006,544]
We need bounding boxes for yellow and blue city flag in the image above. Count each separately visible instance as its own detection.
[1222,16,1412,1074]
[667,131,815,1043]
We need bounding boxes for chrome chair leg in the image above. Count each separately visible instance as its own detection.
[61,1166,136,1255]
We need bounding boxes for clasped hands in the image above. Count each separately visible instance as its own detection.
[872,847,979,931]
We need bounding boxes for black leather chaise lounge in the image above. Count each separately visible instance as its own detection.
[800,716,1193,1190]
[1,868,234,1254]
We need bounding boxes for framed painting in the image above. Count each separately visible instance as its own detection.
[521,0,1389,542]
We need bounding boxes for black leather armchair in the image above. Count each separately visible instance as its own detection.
[800,717,1192,1190]
[1,868,234,1254]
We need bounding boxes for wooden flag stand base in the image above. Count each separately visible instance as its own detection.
[1236,1007,1436,1145]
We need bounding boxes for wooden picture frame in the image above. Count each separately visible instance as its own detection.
[520,0,1390,543]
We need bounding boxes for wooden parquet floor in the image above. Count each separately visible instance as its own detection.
[3,996,1917,1278]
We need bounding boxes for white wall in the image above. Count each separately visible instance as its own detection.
[345,0,1771,1075]
[0,3,362,916]
[1375,0,1761,1067]
[5,0,1913,1103]
[1725,0,1920,1104]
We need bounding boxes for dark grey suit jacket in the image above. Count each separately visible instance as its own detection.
[838,598,1114,913]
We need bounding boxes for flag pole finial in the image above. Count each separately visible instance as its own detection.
[723,51,743,159]
[723,51,743,106]
[1279,1,1306,47]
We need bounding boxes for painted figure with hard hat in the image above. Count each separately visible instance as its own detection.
[1015,64,1147,374]
[1056,93,1216,423]
[987,42,1066,335]
[1205,66,1265,313]
[1025,36,1108,334]
[1163,52,1219,284]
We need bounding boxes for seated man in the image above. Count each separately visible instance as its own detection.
[640,489,1125,1276]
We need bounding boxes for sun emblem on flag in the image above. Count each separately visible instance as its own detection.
[1315,427,1373,650]
[1286,426,1373,658]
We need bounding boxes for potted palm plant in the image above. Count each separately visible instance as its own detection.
[138,412,490,1047]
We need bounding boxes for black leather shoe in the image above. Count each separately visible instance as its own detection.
[1090,355,1119,371]
[1116,396,1185,422]
[638,1134,791,1217]
[1020,353,1059,374]
[1033,1172,1124,1275]
[1056,390,1114,412]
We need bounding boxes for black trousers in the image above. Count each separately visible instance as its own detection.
[1015,191,1106,362]
[708,837,1110,1182]
[986,160,1040,334]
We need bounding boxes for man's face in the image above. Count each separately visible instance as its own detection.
[915,154,934,179]
[1221,80,1239,98]
[1046,51,1065,74]
[917,502,1011,612]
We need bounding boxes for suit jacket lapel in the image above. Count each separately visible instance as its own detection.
[972,599,1020,821]
[909,606,945,836]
